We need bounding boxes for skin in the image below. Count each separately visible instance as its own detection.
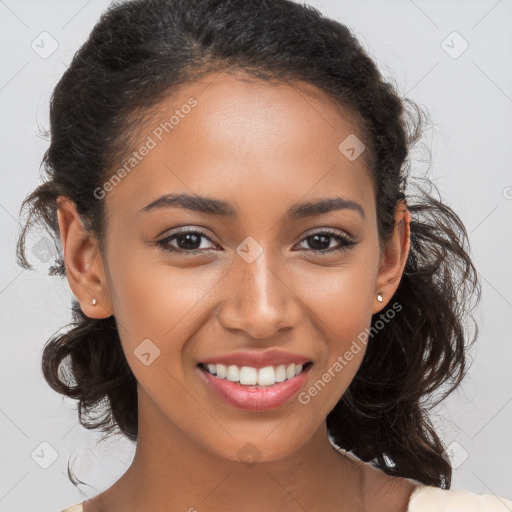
[56,71,419,511]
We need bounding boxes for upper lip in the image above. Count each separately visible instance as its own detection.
[198,349,311,369]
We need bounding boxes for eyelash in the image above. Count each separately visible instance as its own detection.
[154,228,357,256]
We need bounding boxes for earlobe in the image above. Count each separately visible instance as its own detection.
[56,196,112,318]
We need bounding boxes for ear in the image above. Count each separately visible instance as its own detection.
[56,195,113,318]
[372,200,411,314]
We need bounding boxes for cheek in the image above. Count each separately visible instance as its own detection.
[108,249,218,338]
[105,257,211,417]
[105,250,227,384]
[295,255,376,337]
[293,261,376,404]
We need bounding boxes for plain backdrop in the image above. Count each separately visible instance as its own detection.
[0,0,511,510]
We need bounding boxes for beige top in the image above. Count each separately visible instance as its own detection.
[60,486,512,511]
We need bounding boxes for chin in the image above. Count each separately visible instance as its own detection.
[201,431,309,465]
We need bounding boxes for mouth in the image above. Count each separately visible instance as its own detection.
[196,361,313,412]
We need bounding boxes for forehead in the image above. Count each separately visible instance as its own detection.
[104,71,375,223]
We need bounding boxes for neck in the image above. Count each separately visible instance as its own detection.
[86,388,366,512]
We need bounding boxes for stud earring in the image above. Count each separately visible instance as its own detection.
[92,298,97,305]
[377,293,383,302]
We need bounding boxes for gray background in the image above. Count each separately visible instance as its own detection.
[1,0,511,510]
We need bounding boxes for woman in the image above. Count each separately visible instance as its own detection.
[16,0,512,510]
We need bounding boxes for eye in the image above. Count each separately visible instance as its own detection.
[155,229,218,255]
[294,230,357,255]
[154,228,357,256]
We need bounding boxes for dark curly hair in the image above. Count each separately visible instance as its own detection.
[16,0,480,490]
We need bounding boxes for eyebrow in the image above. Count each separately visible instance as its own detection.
[139,193,365,220]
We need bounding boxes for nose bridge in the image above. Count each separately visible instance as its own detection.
[218,243,301,338]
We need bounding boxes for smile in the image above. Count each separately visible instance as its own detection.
[198,362,312,387]
[197,362,313,412]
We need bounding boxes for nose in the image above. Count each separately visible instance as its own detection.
[216,249,302,340]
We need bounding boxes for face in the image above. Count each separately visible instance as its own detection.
[58,71,409,464]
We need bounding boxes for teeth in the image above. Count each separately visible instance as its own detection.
[226,365,239,382]
[240,366,258,385]
[275,365,287,383]
[215,364,227,378]
[202,363,305,387]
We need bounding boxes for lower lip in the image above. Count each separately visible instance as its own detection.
[197,364,312,412]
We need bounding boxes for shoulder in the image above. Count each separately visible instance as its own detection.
[352,451,512,512]
[60,503,84,512]
[407,485,512,512]
[355,455,424,512]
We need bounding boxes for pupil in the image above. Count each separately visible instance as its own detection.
[179,233,200,250]
[309,234,330,250]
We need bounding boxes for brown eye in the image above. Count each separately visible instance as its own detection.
[155,229,218,254]
[295,230,357,255]
[154,228,357,256]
